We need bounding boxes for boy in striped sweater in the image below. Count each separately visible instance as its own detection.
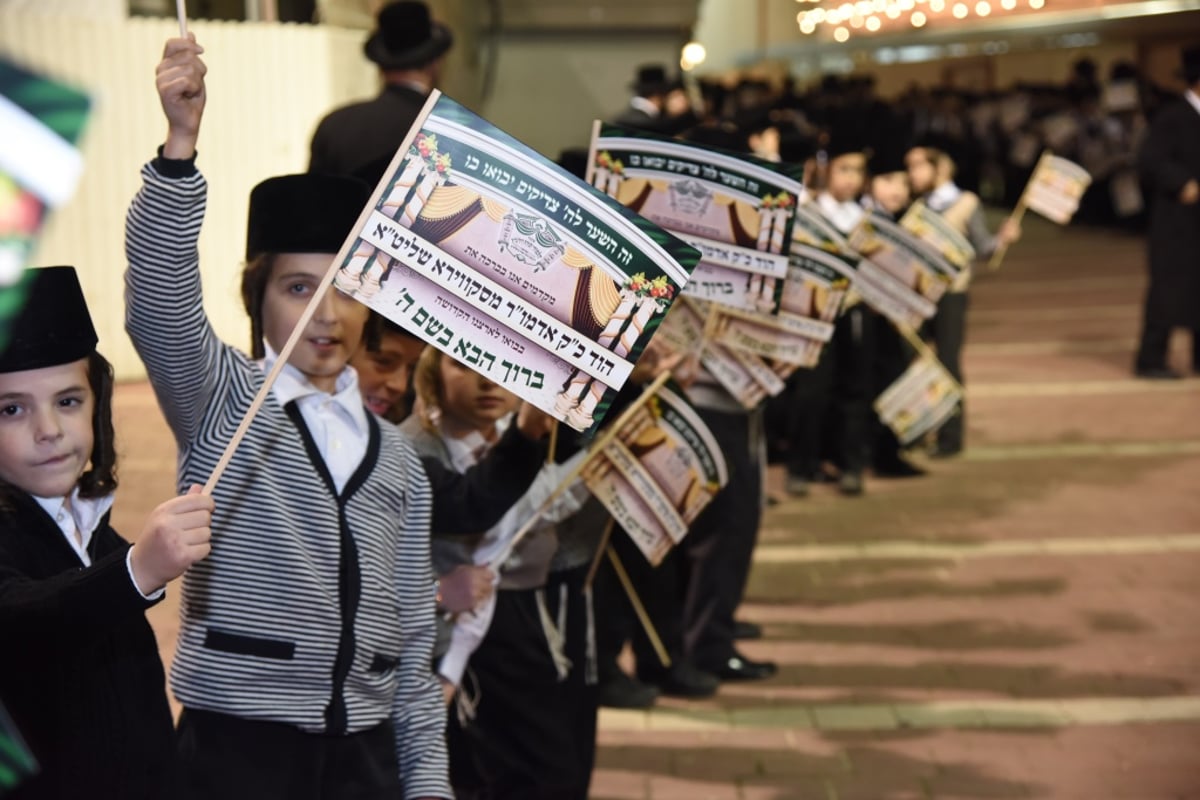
[125,36,548,800]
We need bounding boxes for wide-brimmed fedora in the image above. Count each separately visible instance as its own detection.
[364,1,453,71]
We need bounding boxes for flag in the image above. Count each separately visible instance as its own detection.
[581,383,728,565]
[1023,153,1093,225]
[874,352,963,445]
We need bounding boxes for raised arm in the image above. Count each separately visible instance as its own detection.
[124,37,233,446]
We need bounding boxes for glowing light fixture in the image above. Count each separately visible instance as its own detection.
[911,10,927,25]
[866,14,882,29]
[975,0,991,14]
[834,25,850,41]
[952,2,968,16]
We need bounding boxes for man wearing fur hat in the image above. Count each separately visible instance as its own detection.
[309,0,453,182]
[1134,44,1200,379]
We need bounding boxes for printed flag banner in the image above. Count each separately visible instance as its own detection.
[874,353,963,445]
[1022,153,1093,225]
[899,201,976,271]
[0,57,90,356]
[588,124,806,316]
[656,297,782,409]
[847,212,958,328]
[336,93,700,433]
[581,384,728,565]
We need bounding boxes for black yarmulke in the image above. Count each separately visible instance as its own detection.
[246,174,372,261]
[0,266,97,373]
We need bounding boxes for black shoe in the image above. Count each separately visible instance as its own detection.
[709,652,778,682]
[598,671,659,709]
[929,444,962,459]
[734,620,763,640]
[872,456,926,478]
[838,471,864,496]
[640,661,719,698]
[1135,367,1183,380]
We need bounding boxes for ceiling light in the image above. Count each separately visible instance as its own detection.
[975,0,990,14]
[866,14,882,29]
[834,25,851,41]
[952,2,968,17]
[911,10,927,25]
[1029,0,1044,7]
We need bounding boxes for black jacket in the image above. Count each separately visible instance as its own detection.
[0,490,175,800]
[309,84,430,181]
[1138,97,1200,327]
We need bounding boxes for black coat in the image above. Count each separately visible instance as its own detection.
[1138,97,1200,327]
[308,84,430,182]
[0,491,175,800]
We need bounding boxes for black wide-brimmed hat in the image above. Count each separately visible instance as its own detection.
[0,266,97,373]
[1181,44,1200,84]
[246,174,372,261]
[631,64,675,96]
[364,1,454,71]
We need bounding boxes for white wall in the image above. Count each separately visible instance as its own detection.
[0,13,377,380]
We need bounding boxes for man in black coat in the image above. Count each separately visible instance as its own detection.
[308,1,452,183]
[1134,44,1200,379]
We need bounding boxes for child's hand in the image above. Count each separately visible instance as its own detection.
[437,564,495,615]
[997,217,1022,247]
[129,484,213,595]
[156,35,207,159]
[515,401,556,441]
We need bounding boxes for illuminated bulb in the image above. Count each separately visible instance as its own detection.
[1029,0,1044,7]
[797,10,805,21]
[1001,0,1016,7]
[930,0,945,10]
[866,14,882,29]
[682,42,706,65]
[800,17,817,32]
[899,0,915,10]
[976,0,990,13]
[834,25,850,41]
[952,2,968,16]
[857,1,873,13]
[873,0,888,11]
[840,3,854,14]
[911,10,927,25]
[885,5,900,17]
[811,7,827,20]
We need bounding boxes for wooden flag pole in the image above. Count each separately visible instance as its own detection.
[583,517,616,591]
[988,149,1049,272]
[546,421,559,466]
[175,0,187,36]
[488,371,672,570]
[606,545,672,669]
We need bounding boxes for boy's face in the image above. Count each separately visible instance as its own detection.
[905,148,938,195]
[438,357,517,435]
[0,358,93,498]
[262,253,370,393]
[827,153,866,201]
[871,171,911,214]
[351,331,425,418]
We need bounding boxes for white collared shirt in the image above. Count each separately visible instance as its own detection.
[34,488,161,600]
[629,96,661,118]
[925,181,963,213]
[261,344,369,495]
[816,191,865,234]
[1186,90,1200,118]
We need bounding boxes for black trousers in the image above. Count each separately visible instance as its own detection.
[680,407,764,670]
[1136,307,1200,372]
[786,305,875,478]
[447,588,577,800]
[544,564,600,800]
[926,292,968,451]
[176,709,399,800]
[871,312,916,464]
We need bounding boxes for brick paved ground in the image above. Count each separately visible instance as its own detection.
[108,215,1200,799]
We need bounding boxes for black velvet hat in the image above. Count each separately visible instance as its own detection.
[245,174,372,261]
[1181,45,1200,84]
[0,266,97,373]
[364,1,454,71]
[823,128,869,161]
[868,142,908,177]
[631,64,675,96]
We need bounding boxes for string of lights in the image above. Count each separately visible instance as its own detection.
[796,0,1048,41]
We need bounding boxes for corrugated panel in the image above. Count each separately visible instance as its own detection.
[0,13,377,380]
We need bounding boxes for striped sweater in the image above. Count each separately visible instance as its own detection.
[124,160,451,799]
